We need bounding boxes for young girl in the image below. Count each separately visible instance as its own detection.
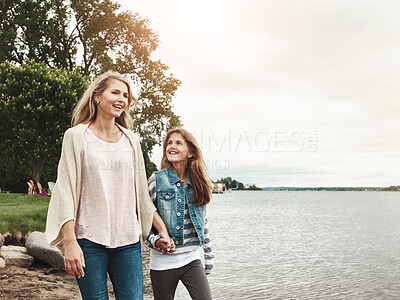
[147,128,214,300]
[45,71,171,299]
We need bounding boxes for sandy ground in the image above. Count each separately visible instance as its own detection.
[0,252,154,299]
[0,260,82,300]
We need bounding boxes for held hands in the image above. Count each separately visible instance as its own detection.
[155,237,176,255]
[157,230,176,254]
[63,239,85,278]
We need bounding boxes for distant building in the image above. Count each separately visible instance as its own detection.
[212,182,227,194]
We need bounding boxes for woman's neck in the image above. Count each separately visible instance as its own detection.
[89,116,122,143]
[90,115,117,134]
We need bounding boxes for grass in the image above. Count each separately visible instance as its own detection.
[0,193,49,235]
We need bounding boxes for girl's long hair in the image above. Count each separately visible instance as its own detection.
[161,128,212,206]
[71,71,137,128]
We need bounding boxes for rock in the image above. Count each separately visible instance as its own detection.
[44,267,60,275]
[26,231,64,268]
[0,257,5,268]
[0,233,4,248]
[0,245,34,267]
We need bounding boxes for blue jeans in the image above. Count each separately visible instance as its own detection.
[76,239,143,300]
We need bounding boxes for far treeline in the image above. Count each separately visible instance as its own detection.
[262,186,400,191]
[216,177,262,191]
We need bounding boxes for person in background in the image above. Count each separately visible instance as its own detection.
[45,71,172,300]
[147,128,214,300]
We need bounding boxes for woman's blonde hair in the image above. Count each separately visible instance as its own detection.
[72,71,137,128]
[161,128,212,206]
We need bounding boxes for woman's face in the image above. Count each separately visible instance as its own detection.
[166,133,193,165]
[95,79,129,119]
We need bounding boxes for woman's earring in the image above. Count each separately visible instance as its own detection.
[95,100,100,104]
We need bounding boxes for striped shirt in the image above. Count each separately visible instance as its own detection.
[147,174,214,273]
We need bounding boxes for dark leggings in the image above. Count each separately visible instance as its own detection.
[150,259,212,300]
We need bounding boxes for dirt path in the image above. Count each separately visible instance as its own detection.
[0,262,82,300]
[0,255,154,299]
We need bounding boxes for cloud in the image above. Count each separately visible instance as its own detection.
[121,0,400,186]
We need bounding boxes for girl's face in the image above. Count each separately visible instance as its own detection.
[95,79,129,119]
[166,133,193,165]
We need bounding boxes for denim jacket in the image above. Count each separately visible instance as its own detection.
[155,168,206,246]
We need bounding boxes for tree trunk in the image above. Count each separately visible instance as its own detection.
[32,156,46,182]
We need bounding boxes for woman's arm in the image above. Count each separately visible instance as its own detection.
[62,220,85,278]
[152,209,176,254]
[148,174,169,237]
[152,211,169,239]
[148,174,175,253]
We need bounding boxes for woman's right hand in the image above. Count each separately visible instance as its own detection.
[64,239,85,278]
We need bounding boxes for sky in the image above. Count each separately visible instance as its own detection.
[118,0,400,187]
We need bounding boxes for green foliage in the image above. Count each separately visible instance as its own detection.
[0,193,49,235]
[0,0,182,180]
[217,177,237,189]
[217,177,261,190]
[246,184,262,191]
[143,151,158,179]
[0,60,88,192]
[0,0,74,68]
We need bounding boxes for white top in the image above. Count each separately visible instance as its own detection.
[149,246,201,271]
[75,128,141,248]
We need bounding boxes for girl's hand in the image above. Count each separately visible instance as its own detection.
[155,238,176,255]
[158,230,176,254]
[166,238,176,254]
[64,239,85,278]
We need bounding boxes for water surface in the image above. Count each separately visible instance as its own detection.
[175,191,400,299]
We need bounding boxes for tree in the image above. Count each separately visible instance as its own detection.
[0,0,181,179]
[237,182,245,190]
[219,177,239,189]
[217,177,261,190]
[0,0,74,69]
[247,184,262,191]
[0,60,88,192]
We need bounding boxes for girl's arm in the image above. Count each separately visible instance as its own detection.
[62,220,85,278]
[203,215,214,275]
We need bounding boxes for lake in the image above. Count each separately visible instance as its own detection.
[173,191,400,299]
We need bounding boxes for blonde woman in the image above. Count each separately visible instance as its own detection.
[45,71,172,299]
[147,128,214,300]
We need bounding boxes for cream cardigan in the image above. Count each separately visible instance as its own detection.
[45,123,156,252]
